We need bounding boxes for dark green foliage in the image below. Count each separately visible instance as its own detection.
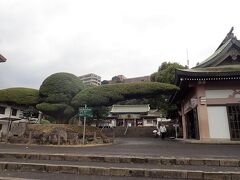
[92,106,109,120]
[72,82,179,107]
[0,88,39,105]
[151,62,187,84]
[36,102,74,123]
[23,106,39,118]
[117,98,150,105]
[37,72,84,123]
[39,72,84,104]
[101,80,109,85]
[151,62,187,119]
[37,102,67,112]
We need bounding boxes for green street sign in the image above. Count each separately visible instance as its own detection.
[79,107,93,118]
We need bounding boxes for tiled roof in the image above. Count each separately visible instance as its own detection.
[195,38,233,68]
[195,27,240,68]
[143,109,162,117]
[0,54,6,62]
[110,104,150,113]
[178,65,240,73]
[175,65,240,84]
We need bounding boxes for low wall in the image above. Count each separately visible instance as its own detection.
[102,126,177,138]
[102,127,155,137]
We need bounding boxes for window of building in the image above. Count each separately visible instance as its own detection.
[227,105,240,140]
[0,106,6,114]
[11,108,17,116]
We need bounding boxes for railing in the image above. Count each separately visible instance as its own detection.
[124,125,128,136]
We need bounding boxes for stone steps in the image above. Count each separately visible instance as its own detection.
[0,161,239,179]
[0,153,239,179]
[0,152,239,167]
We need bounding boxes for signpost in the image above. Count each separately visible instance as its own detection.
[79,105,93,145]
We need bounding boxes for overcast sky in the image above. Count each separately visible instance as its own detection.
[0,0,240,89]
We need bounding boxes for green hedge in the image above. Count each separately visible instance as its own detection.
[39,72,84,104]
[0,88,39,105]
[71,82,179,107]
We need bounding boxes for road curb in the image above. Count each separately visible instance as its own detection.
[0,162,239,179]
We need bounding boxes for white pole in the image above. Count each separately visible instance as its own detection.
[175,125,178,139]
[82,116,86,145]
[82,104,87,145]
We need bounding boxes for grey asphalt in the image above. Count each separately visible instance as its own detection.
[0,138,239,159]
[0,171,184,180]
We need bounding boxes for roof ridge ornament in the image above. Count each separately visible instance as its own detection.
[216,27,235,51]
[229,26,234,35]
[0,54,7,63]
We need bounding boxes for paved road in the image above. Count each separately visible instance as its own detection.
[0,171,184,180]
[0,138,239,159]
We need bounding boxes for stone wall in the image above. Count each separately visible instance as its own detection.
[102,126,176,138]
[102,127,155,137]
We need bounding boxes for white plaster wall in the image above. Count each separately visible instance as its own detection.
[143,119,154,127]
[16,109,23,118]
[0,105,22,119]
[111,120,116,127]
[0,106,11,119]
[205,90,233,98]
[207,106,230,139]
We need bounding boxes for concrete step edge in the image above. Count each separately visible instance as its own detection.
[0,161,239,179]
[0,177,32,180]
[0,152,239,167]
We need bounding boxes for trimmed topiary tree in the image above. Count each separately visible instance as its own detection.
[37,72,84,123]
[71,82,179,107]
[0,88,39,105]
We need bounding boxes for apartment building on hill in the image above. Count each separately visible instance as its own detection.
[79,73,101,86]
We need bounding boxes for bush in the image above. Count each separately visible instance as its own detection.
[37,72,84,123]
[39,72,84,104]
[0,88,39,105]
[72,82,179,107]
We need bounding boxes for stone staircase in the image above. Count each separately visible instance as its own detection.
[0,152,239,179]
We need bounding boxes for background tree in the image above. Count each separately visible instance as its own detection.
[23,106,39,118]
[101,80,109,85]
[150,61,187,118]
[91,106,109,126]
[36,72,84,123]
[151,61,187,84]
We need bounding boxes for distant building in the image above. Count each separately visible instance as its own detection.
[79,73,101,86]
[108,75,151,84]
[0,54,6,63]
[116,75,127,81]
[103,104,164,127]
[124,76,151,83]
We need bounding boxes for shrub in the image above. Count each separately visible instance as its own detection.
[0,87,39,105]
